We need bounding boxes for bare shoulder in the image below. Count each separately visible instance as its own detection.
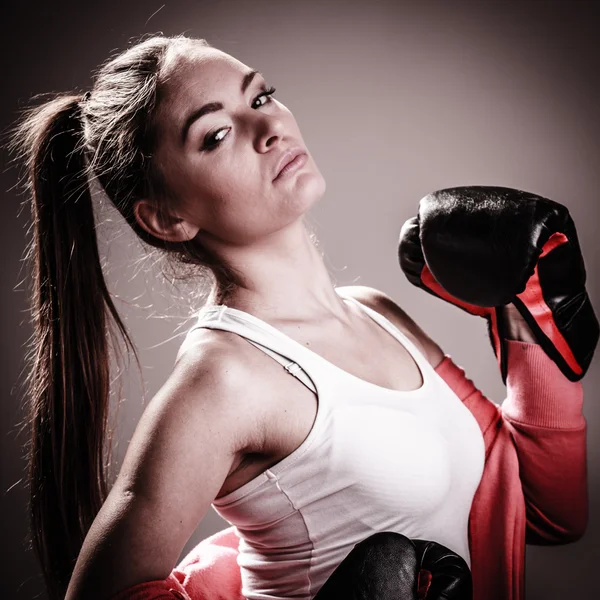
[168,327,273,450]
[336,285,447,369]
[126,328,267,471]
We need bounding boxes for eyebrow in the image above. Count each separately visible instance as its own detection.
[180,69,261,144]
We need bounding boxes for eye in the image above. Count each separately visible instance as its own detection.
[202,85,277,151]
[252,85,277,109]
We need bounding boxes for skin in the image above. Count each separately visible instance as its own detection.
[135,45,353,327]
[503,303,538,343]
[65,43,539,600]
[134,44,538,343]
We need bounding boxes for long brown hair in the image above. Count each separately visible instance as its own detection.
[7,33,241,600]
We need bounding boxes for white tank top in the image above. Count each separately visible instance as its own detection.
[181,290,485,600]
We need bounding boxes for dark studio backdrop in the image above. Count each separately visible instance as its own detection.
[1,0,599,598]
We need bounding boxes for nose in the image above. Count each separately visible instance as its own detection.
[253,113,285,153]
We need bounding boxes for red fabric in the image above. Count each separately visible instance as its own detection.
[417,568,433,599]
[437,340,587,600]
[110,528,243,600]
[111,340,588,600]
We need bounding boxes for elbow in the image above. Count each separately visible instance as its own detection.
[526,506,589,545]
[561,510,589,543]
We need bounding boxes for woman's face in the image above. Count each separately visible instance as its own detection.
[150,46,326,246]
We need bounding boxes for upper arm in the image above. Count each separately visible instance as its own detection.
[66,334,262,599]
[337,285,447,369]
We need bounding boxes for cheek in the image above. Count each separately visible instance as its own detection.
[172,153,243,204]
[198,168,263,224]
[204,161,262,204]
[209,149,269,197]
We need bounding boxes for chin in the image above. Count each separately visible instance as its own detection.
[305,171,327,203]
[295,175,326,215]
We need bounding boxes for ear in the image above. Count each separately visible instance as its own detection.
[133,199,201,243]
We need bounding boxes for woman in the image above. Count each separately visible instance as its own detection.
[9,34,587,600]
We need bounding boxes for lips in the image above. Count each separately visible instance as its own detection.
[274,148,307,181]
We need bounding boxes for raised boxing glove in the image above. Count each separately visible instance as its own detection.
[398,186,598,384]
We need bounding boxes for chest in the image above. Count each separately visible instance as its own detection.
[217,343,484,536]
[215,316,427,499]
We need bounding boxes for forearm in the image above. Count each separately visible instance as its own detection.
[502,303,538,344]
[500,340,588,543]
[435,341,588,544]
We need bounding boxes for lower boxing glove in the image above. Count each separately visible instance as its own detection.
[313,531,472,600]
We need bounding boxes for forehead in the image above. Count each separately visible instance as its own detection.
[160,47,251,111]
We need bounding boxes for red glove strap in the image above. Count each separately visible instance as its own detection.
[417,568,433,599]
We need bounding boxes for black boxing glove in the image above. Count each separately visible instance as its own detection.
[398,186,599,384]
[313,531,472,600]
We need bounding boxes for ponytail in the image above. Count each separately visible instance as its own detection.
[8,94,140,599]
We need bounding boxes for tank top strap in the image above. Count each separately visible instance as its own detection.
[336,293,435,380]
[186,305,326,394]
[244,338,317,394]
[183,291,435,397]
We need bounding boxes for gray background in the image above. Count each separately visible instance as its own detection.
[1,0,599,598]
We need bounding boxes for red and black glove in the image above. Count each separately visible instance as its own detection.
[398,186,599,384]
[313,531,472,600]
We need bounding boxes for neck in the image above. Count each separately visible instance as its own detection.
[204,217,348,324]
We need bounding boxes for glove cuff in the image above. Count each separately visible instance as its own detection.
[501,340,585,429]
